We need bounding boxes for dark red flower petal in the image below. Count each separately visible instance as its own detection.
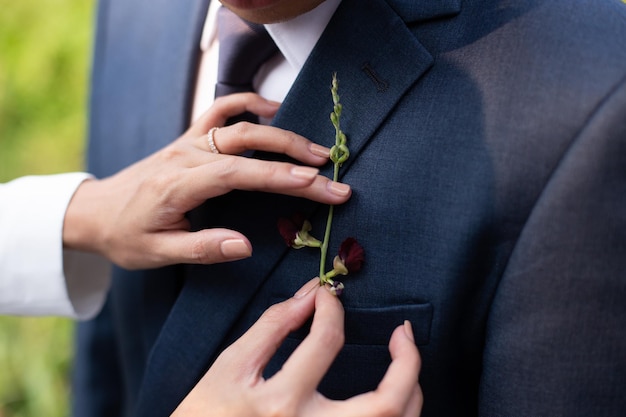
[338,237,364,273]
[277,213,306,246]
[277,218,297,246]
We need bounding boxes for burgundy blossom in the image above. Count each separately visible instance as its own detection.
[277,213,306,247]
[277,213,320,249]
[333,237,365,275]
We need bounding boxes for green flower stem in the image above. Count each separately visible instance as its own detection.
[319,204,334,284]
[319,167,340,284]
[319,73,344,285]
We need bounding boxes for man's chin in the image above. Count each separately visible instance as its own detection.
[220,0,277,11]
[220,0,326,24]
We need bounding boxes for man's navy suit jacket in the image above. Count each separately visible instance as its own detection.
[75,0,626,415]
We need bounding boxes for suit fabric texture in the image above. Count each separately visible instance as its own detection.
[75,0,626,416]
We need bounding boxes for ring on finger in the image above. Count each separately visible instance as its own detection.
[207,127,220,154]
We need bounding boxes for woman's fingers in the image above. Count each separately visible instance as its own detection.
[173,283,424,417]
[188,93,281,136]
[138,228,252,268]
[185,93,330,167]
[217,279,321,378]
[374,322,421,413]
[329,322,421,417]
[182,156,351,206]
[198,122,330,166]
[79,93,352,270]
[402,385,424,417]
[276,286,346,397]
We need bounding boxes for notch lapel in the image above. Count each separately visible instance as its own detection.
[136,0,461,414]
[273,0,436,176]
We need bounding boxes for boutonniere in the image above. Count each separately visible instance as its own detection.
[278,73,364,295]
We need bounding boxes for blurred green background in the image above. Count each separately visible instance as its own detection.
[0,1,95,416]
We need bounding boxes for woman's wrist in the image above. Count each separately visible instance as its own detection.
[62,178,109,255]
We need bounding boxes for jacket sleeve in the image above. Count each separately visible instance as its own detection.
[479,79,626,416]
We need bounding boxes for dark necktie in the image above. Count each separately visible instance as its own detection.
[186,8,278,229]
[215,6,278,102]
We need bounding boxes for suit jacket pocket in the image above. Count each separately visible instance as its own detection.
[265,301,433,399]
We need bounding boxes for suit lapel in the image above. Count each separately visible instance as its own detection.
[136,0,460,414]
[273,0,438,176]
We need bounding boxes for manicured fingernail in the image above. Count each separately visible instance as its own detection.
[404,320,415,343]
[294,278,320,298]
[291,166,319,180]
[220,239,252,259]
[309,143,330,158]
[328,181,351,196]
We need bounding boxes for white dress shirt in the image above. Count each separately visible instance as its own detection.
[192,0,341,121]
[0,0,341,319]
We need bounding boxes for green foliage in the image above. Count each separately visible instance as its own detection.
[0,318,73,417]
[0,0,93,181]
[0,0,95,416]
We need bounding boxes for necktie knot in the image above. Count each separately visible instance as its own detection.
[215,7,278,98]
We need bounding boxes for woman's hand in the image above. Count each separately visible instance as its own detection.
[63,94,351,268]
[173,279,423,417]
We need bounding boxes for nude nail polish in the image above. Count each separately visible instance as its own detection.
[220,239,252,259]
[404,320,415,342]
[328,181,351,196]
[291,166,319,180]
[309,143,331,158]
[294,278,320,298]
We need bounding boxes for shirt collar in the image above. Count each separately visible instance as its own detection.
[264,0,342,72]
[202,0,341,72]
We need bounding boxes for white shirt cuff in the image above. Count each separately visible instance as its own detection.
[0,173,111,319]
